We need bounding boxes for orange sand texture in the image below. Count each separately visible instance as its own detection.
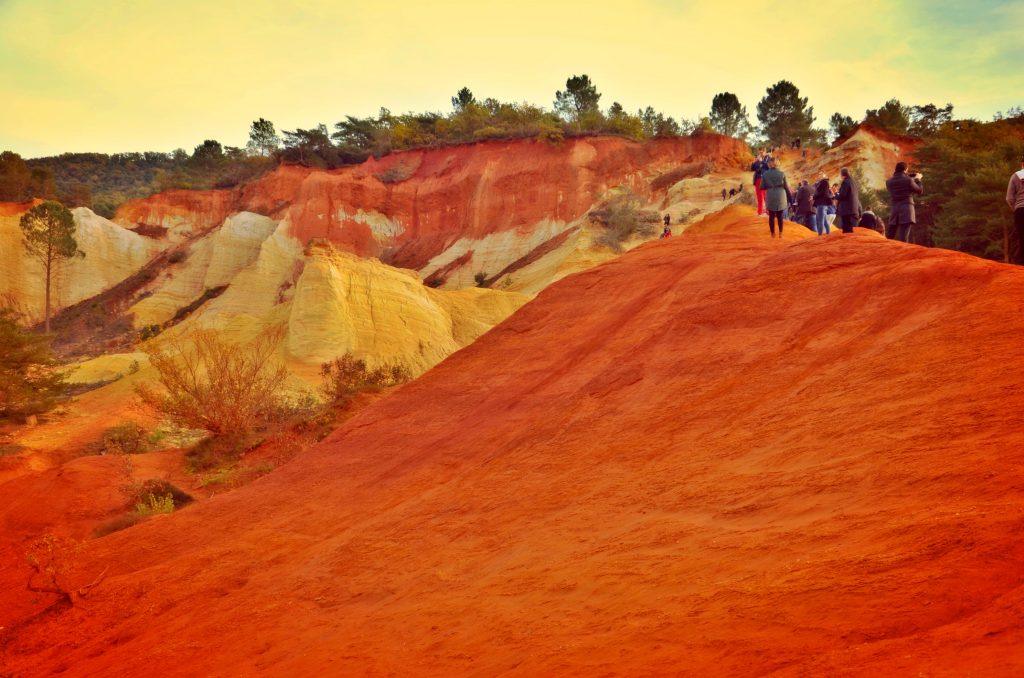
[2,206,1023,675]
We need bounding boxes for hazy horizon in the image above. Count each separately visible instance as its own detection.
[2,0,1021,158]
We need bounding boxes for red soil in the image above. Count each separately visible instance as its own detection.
[114,135,750,269]
[114,189,235,236]
[3,205,1023,676]
[834,122,922,154]
[0,199,42,217]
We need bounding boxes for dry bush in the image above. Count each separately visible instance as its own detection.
[320,354,411,405]
[185,432,264,471]
[95,480,193,537]
[25,534,106,608]
[90,420,149,455]
[590,192,660,252]
[136,327,288,435]
[374,156,422,184]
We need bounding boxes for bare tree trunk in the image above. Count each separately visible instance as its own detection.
[45,257,52,334]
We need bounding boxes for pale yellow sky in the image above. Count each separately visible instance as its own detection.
[1,0,1021,157]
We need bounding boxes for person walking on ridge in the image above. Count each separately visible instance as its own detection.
[751,150,769,215]
[760,158,790,238]
[813,172,833,236]
[1006,153,1024,264]
[835,168,861,234]
[885,161,923,243]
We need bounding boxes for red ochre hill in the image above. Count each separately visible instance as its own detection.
[115,134,750,269]
[3,205,1024,676]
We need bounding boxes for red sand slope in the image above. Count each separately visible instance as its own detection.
[3,206,1023,676]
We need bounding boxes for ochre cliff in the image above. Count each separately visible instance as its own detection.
[3,206,1022,676]
[116,134,751,290]
[0,204,160,324]
[114,189,235,242]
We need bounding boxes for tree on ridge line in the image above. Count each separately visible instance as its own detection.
[756,80,817,147]
[709,92,751,139]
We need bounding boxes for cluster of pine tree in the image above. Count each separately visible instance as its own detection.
[2,76,1022,262]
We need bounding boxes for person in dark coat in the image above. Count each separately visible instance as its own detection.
[835,167,861,234]
[885,161,924,242]
[858,210,883,233]
[812,172,833,236]
[760,158,790,238]
[795,180,815,230]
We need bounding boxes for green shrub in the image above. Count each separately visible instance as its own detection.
[319,354,411,405]
[93,421,149,455]
[199,467,239,487]
[132,479,194,507]
[0,308,67,420]
[185,433,263,471]
[473,126,506,141]
[135,493,174,515]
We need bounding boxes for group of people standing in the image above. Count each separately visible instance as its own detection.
[750,150,923,241]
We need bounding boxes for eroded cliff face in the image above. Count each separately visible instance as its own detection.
[782,123,922,191]
[0,204,160,323]
[114,189,235,242]
[113,134,751,292]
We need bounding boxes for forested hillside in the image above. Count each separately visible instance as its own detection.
[2,77,1021,260]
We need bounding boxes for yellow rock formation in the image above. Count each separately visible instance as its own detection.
[0,207,159,323]
[129,212,280,327]
[283,245,528,375]
[66,352,149,385]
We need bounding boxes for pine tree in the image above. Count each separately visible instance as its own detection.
[709,92,750,138]
[0,308,66,419]
[246,118,281,157]
[19,201,81,333]
[756,80,816,147]
[554,74,601,122]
